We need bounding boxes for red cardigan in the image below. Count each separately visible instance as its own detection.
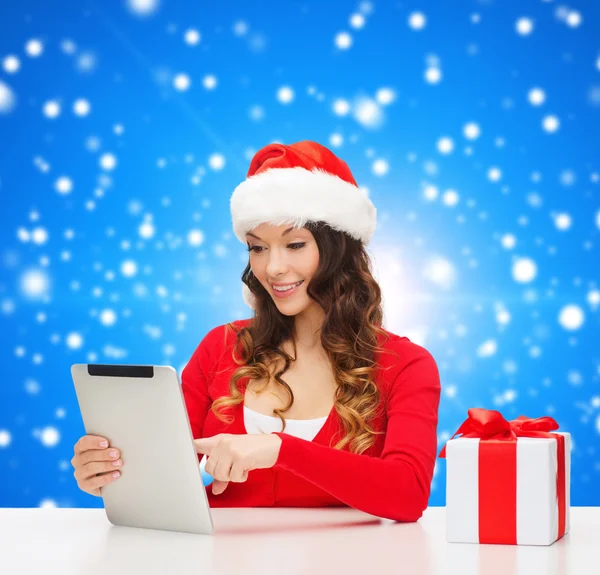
[181,319,441,522]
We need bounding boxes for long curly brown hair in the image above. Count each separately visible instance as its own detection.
[211,220,401,455]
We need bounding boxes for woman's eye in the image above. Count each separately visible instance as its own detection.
[247,243,305,253]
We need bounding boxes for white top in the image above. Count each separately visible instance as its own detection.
[0,507,593,574]
[243,405,328,441]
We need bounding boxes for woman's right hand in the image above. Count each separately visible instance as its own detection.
[71,435,123,497]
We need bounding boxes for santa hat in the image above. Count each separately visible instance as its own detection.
[230,140,377,309]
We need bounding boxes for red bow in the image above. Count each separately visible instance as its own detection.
[438,407,559,458]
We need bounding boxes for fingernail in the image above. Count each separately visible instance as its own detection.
[100,441,108,448]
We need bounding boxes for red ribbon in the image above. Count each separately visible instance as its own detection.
[439,408,566,544]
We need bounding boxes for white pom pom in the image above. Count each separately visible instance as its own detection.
[242,283,256,309]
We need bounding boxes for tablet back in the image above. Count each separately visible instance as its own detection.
[71,363,213,535]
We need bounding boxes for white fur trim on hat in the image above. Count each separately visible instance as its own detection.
[230,167,377,245]
[242,283,256,309]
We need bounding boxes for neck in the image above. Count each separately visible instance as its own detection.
[293,303,325,350]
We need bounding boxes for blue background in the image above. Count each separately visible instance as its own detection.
[1,0,599,509]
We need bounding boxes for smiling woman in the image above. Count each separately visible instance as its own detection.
[245,224,316,305]
[217,215,396,454]
[181,141,441,522]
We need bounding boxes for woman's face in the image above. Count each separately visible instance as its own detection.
[245,223,320,315]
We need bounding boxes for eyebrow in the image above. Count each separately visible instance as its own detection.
[246,227,298,241]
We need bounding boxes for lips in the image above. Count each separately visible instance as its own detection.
[271,280,304,298]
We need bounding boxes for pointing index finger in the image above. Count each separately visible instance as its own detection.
[194,437,217,454]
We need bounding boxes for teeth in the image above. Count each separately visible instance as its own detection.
[273,281,302,292]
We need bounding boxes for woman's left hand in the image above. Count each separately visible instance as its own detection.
[194,433,282,495]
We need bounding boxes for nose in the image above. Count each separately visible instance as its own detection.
[265,246,289,279]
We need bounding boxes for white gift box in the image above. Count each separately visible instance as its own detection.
[446,432,571,546]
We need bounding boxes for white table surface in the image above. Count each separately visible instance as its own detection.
[0,506,597,575]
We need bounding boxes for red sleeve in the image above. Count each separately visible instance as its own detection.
[181,325,224,443]
[272,344,441,523]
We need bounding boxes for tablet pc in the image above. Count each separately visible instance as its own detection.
[71,363,214,535]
